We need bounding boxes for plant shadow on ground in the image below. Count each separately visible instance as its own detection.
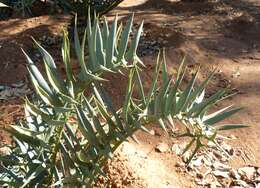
[117,0,260,59]
[0,15,70,84]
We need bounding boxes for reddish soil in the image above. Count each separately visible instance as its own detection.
[1,0,260,187]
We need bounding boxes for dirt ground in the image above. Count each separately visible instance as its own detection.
[1,0,260,187]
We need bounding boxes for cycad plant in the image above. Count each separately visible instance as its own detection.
[0,14,246,187]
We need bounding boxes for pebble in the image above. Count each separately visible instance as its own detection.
[149,129,155,136]
[257,168,260,175]
[231,71,241,78]
[209,180,222,188]
[238,166,256,180]
[171,144,182,156]
[212,161,231,171]
[175,161,185,168]
[182,152,191,163]
[212,170,230,179]
[233,179,249,187]
[230,169,241,180]
[155,142,169,153]
[192,156,203,167]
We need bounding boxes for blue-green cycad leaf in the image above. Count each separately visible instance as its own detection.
[29,71,56,105]
[25,98,65,125]
[62,30,74,82]
[22,50,55,98]
[175,69,199,114]
[74,16,89,78]
[95,83,125,131]
[75,106,101,148]
[216,124,248,131]
[204,107,242,125]
[117,14,134,64]
[96,23,106,67]
[187,89,227,117]
[89,18,99,71]
[6,125,46,147]
[146,52,161,106]
[165,58,186,115]
[102,17,109,47]
[106,15,118,68]
[127,20,144,64]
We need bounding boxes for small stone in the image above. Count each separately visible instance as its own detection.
[238,166,256,180]
[171,144,182,156]
[192,156,203,167]
[182,152,191,163]
[155,142,169,153]
[233,180,249,187]
[203,157,213,167]
[231,71,241,78]
[230,169,241,180]
[149,129,155,136]
[212,151,223,160]
[175,161,185,168]
[257,168,260,175]
[209,180,222,188]
[213,162,231,171]
[212,170,230,179]
[221,143,234,155]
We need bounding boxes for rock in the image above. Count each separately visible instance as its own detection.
[238,166,256,180]
[255,176,260,181]
[221,143,234,156]
[175,161,185,168]
[257,168,260,175]
[212,150,223,160]
[230,169,241,180]
[212,170,230,179]
[191,156,203,167]
[155,143,169,153]
[212,162,231,171]
[209,180,222,188]
[203,157,213,167]
[233,180,249,187]
[171,144,182,156]
[149,129,155,136]
[231,71,241,78]
[182,152,191,163]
